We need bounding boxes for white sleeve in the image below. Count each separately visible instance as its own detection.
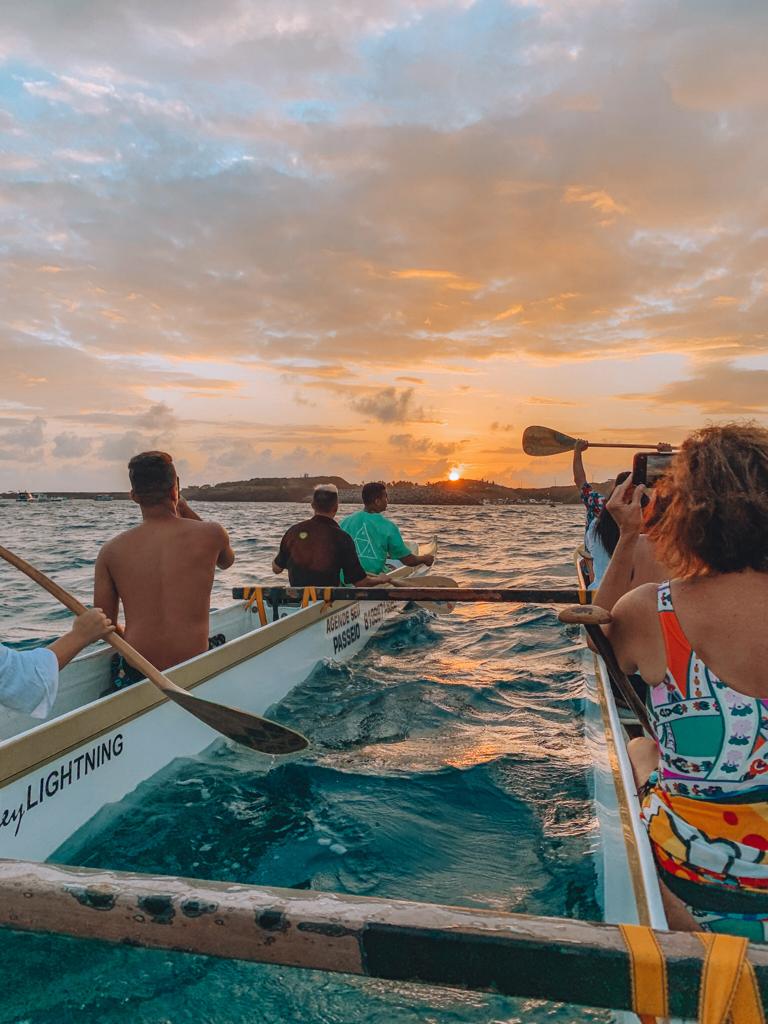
[0,644,59,718]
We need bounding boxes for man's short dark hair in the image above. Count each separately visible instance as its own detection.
[362,481,386,506]
[312,484,338,514]
[128,451,177,505]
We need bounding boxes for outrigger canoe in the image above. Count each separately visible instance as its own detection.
[0,540,436,862]
[575,551,668,933]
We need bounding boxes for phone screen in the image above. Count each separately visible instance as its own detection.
[644,453,674,486]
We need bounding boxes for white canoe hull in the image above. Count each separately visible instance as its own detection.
[0,550,434,862]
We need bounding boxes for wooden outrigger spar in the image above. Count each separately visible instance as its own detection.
[0,859,765,1019]
[232,585,588,604]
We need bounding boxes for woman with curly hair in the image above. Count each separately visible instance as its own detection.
[602,423,768,939]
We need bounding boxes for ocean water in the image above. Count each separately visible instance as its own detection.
[0,500,609,1024]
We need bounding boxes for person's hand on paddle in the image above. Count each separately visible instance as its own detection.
[605,477,646,539]
[657,442,673,453]
[48,608,115,670]
[421,553,435,567]
[574,438,589,453]
[71,608,114,645]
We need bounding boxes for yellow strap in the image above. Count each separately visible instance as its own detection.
[578,587,588,605]
[322,587,333,606]
[244,587,268,626]
[696,933,764,1024]
[301,586,317,608]
[731,960,765,1024]
[619,923,668,1022]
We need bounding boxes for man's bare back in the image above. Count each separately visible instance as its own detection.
[94,453,235,673]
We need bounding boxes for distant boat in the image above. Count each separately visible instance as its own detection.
[94,494,115,501]
[15,491,36,502]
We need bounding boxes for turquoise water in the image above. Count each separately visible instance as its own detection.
[0,500,609,1023]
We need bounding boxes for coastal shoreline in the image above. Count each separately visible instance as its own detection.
[2,476,613,506]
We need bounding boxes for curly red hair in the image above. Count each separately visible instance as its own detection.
[648,423,768,577]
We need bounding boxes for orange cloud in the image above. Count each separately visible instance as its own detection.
[563,186,628,216]
[390,269,481,290]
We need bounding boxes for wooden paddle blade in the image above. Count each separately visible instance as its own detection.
[391,575,459,589]
[168,690,308,754]
[559,605,612,626]
[390,574,458,615]
[522,425,577,457]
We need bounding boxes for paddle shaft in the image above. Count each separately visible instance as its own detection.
[234,586,586,604]
[584,442,660,450]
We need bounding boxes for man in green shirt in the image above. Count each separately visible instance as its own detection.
[341,482,435,575]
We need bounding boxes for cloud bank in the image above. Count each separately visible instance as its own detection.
[1,0,767,487]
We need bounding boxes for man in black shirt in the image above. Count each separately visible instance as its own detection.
[272,484,390,588]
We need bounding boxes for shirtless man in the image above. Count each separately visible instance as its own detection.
[94,451,235,685]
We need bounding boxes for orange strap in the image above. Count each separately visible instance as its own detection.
[244,587,268,626]
[322,587,333,607]
[301,587,318,608]
[619,923,668,1023]
[696,933,764,1024]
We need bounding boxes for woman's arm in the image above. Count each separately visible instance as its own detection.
[48,608,114,670]
[593,477,644,611]
[572,438,588,489]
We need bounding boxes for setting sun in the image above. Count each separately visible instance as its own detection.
[448,468,461,481]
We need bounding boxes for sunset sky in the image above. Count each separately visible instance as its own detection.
[2,0,767,491]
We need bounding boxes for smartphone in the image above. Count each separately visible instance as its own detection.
[632,452,675,487]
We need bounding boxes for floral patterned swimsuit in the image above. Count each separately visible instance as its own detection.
[642,582,768,940]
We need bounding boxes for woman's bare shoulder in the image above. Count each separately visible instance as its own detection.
[612,581,659,622]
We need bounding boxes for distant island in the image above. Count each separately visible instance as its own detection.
[182,474,615,506]
[2,475,615,506]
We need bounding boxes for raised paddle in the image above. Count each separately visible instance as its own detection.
[523,425,670,457]
[558,605,654,735]
[0,545,308,755]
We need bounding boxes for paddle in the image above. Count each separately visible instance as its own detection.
[390,574,459,615]
[0,545,308,755]
[392,574,458,588]
[523,425,668,457]
[558,605,654,734]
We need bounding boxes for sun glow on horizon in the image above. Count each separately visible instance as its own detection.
[448,467,461,481]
